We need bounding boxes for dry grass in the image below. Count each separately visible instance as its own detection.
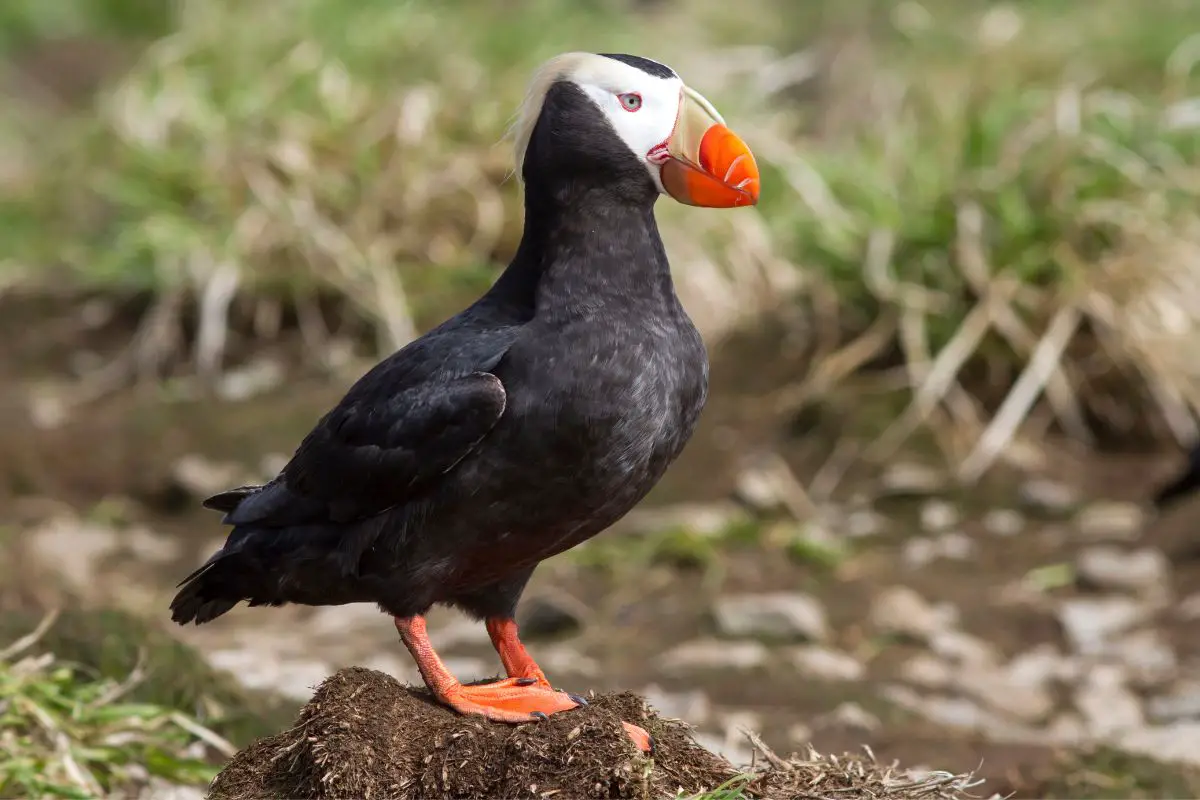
[4,0,1200,476]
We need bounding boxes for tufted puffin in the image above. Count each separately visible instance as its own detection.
[170,52,760,752]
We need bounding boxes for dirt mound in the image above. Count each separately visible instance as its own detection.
[209,667,985,800]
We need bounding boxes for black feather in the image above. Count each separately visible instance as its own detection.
[170,70,709,629]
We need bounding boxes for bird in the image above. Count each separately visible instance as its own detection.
[169,51,760,753]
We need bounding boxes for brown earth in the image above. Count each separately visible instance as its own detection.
[209,667,978,800]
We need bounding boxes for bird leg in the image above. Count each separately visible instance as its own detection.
[395,615,579,723]
[484,616,653,754]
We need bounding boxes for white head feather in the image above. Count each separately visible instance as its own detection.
[507,52,685,189]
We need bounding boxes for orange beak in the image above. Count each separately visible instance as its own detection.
[659,86,759,209]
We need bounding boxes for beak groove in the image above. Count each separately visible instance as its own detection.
[660,88,760,209]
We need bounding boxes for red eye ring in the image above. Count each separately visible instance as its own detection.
[617,92,643,112]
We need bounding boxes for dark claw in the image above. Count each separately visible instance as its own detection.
[530,711,549,721]
[515,677,538,686]
[566,693,589,707]
[647,734,656,756]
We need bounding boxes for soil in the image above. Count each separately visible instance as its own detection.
[208,667,976,800]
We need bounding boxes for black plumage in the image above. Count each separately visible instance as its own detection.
[171,78,706,631]
[166,52,758,750]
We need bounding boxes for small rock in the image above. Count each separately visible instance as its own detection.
[529,644,601,679]
[870,586,955,643]
[882,686,1000,733]
[901,537,939,569]
[787,645,865,681]
[1057,597,1149,656]
[26,517,120,593]
[955,664,1055,723]
[442,656,491,680]
[259,453,289,479]
[307,604,386,637]
[170,455,244,499]
[434,614,494,648]
[714,710,761,766]
[843,508,887,538]
[899,653,954,688]
[692,730,754,767]
[1119,723,1200,768]
[661,639,769,673]
[929,630,999,667]
[217,357,285,401]
[205,649,331,701]
[26,383,70,429]
[618,502,746,537]
[816,701,880,732]
[123,526,184,564]
[902,534,974,568]
[732,453,805,514]
[360,653,419,683]
[518,595,585,640]
[1006,644,1080,685]
[788,722,814,744]
[1074,501,1145,541]
[139,779,206,800]
[1147,682,1200,724]
[1076,546,1170,596]
[879,462,945,496]
[1018,478,1078,515]
[642,684,711,724]
[1179,593,1200,621]
[80,298,116,329]
[718,709,762,739]
[1043,712,1089,746]
[1106,629,1177,688]
[919,500,959,532]
[938,532,975,560]
[1074,664,1143,737]
[982,509,1025,537]
[713,592,828,641]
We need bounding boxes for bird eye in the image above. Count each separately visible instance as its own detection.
[618,92,643,112]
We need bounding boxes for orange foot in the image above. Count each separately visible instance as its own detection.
[466,676,653,754]
[622,721,654,754]
[441,676,584,723]
[396,615,653,753]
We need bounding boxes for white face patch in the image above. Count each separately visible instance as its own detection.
[568,58,683,193]
[509,53,683,193]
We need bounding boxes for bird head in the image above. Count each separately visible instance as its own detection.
[510,53,759,209]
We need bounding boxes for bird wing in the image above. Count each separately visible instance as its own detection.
[214,370,507,528]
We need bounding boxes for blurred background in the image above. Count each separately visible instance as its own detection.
[4,0,1200,796]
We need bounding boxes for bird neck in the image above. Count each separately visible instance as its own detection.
[488,183,678,317]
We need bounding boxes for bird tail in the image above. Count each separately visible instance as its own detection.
[173,483,290,624]
[169,546,252,625]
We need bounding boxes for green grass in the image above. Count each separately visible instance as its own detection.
[0,608,297,746]
[5,0,1200,460]
[0,612,229,798]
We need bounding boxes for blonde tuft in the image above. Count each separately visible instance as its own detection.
[506,52,594,182]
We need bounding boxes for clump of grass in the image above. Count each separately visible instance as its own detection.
[0,612,229,798]
[0,606,297,746]
[1,0,643,372]
[757,0,1200,471]
[8,0,1200,476]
